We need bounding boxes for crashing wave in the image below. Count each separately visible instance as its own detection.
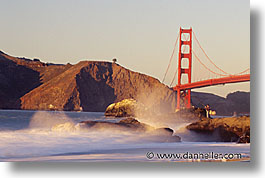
[51,122,78,132]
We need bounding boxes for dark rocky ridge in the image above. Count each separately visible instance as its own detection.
[0,51,72,108]
[0,52,41,108]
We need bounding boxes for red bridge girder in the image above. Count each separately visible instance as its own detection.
[173,74,250,91]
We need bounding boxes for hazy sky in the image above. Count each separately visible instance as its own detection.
[0,0,249,97]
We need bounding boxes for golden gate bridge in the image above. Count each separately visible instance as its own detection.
[162,27,250,109]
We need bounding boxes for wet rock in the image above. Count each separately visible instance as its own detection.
[186,116,250,143]
[104,99,148,117]
[80,118,181,142]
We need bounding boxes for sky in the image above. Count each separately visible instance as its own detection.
[0,0,249,97]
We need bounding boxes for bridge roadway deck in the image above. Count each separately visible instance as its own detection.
[173,74,250,90]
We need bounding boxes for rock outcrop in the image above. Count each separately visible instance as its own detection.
[186,116,250,143]
[0,50,177,112]
[105,98,150,117]
[79,117,181,142]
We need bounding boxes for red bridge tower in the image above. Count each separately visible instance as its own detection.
[176,27,192,109]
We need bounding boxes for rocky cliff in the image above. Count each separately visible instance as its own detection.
[0,50,177,112]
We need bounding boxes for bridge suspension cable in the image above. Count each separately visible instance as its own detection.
[170,65,178,87]
[192,50,229,77]
[233,68,250,75]
[193,31,231,75]
[169,33,190,87]
[193,31,250,77]
[162,32,180,83]
[192,49,250,77]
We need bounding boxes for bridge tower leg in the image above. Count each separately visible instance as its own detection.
[177,27,192,109]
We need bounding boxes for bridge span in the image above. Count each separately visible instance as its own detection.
[173,74,250,90]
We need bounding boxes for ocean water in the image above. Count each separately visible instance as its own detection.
[0,110,250,162]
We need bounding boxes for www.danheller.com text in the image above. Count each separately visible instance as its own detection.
[146,152,242,160]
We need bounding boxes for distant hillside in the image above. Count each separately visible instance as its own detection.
[191,91,250,116]
[0,50,177,112]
